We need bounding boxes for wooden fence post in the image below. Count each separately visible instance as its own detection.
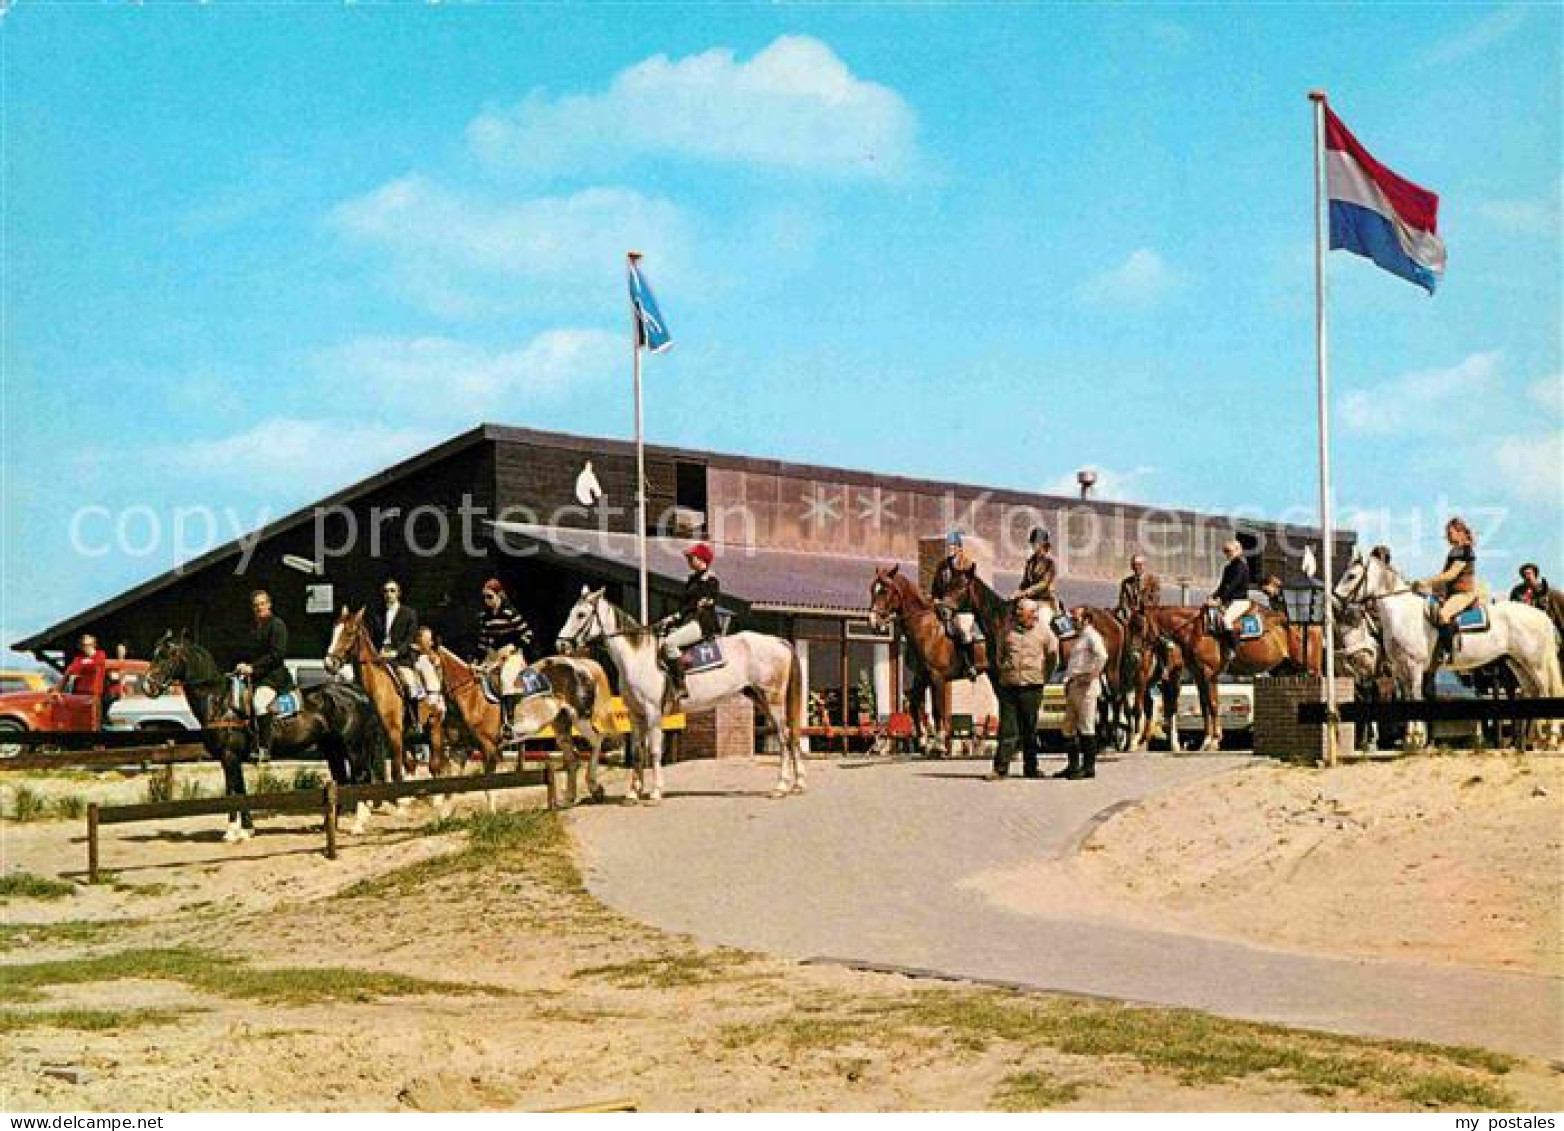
[160,762,175,801]
[323,781,338,861]
[87,804,100,884]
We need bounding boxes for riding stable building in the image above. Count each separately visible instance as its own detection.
[16,423,1354,756]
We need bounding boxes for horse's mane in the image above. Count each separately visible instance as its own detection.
[963,572,1011,625]
[601,596,654,640]
[886,571,933,612]
[169,638,224,685]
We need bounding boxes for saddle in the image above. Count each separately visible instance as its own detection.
[1051,612,1079,641]
[517,666,554,698]
[230,677,300,719]
[679,637,727,674]
[1426,595,1490,634]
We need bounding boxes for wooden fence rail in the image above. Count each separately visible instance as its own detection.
[2,744,209,772]
[1298,697,1564,725]
[85,763,561,882]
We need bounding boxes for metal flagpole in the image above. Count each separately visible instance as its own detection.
[1310,90,1340,767]
[629,252,650,623]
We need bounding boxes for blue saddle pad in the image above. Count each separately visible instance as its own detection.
[1051,613,1079,641]
[272,691,301,719]
[1236,614,1265,641]
[517,667,553,700]
[1453,604,1490,633]
[681,638,727,674]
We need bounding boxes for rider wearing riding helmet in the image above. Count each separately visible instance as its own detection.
[660,543,720,698]
[476,578,533,738]
[1419,517,1480,664]
[931,531,980,681]
[1209,539,1253,642]
[1015,527,1058,610]
[234,589,296,762]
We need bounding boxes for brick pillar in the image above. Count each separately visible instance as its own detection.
[680,696,756,760]
[1254,675,1355,763]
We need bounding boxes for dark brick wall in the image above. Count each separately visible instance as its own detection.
[1254,676,1356,763]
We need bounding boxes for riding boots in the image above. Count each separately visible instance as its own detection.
[1079,733,1099,779]
[1053,736,1081,779]
[256,714,274,763]
[500,696,518,742]
[1433,623,1455,667]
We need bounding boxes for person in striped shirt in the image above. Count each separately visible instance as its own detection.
[476,578,533,738]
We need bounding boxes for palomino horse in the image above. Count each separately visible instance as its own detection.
[1334,551,1563,749]
[867,564,986,755]
[325,608,445,784]
[144,631,385,841]
[556,587,805,803]
[1139,603,1321,751]
[423,643,615,806]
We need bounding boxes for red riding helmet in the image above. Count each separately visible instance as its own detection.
[482,577,506,596]
[686,543,714,567]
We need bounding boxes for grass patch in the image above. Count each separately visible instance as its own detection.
[109,879,175,897]
[992,1070,1083,1111]
[144,773,173,804]
[720,989,1518,1110]
[338,808,574,900]
[292,768,324,791]
[0,919,137,954]
[178,779,206,801]
[52,794,87,820]
[0,947,506,1006]
[571,949,755,990]
[0,1007,189,1032]
[0,872,75,901]
[252,768,293,795]
[7,785,48,822]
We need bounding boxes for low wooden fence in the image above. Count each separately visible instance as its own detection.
[1,743,208,772]
[84,762,562,882]
[1297,697,1564,725]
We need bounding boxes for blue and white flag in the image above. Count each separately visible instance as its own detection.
[628,256,673,354]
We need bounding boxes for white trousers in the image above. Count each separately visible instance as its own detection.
[1222,599,1252,629]
[662,620,704,659]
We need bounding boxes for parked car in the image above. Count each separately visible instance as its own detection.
[0,668,50,696]
[1036,675,1254,747]
[0,659,151,755]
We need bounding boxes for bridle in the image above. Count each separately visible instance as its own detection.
[558,591,644,654]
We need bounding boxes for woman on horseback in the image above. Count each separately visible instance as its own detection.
[1419,517,1480,663]
[476,578,532,739]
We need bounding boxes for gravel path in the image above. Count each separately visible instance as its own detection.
[570,754,1562,1059]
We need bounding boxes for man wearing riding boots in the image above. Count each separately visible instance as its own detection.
[476,579,532,738]
[987,598,1050,780]
[234,589,295,762]
[1014,527,1058,610]
[1208,539,1253,642]
[1058,607,1108,780]
[660,543,720,698]
[369,579,428,705]
[1116,555,1160,619]
[931,531,980,680]
[1510,563,1550,607]
[1418,517,1480,665]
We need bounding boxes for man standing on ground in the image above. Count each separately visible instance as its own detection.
[987,598,1050,780]
[1057,607,1108,780]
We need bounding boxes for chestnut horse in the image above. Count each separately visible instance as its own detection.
[867,564,986,755]
[325,608,447,785]
[1140,604,1322,750]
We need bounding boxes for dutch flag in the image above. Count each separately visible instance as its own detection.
[1324,104,1446,294]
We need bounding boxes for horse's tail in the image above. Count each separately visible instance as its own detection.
[786,643,805,746]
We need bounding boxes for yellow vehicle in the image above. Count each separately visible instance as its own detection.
[526,697,685,741]
[0,669,50,696]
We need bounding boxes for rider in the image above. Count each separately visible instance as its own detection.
[411,625,445,718]
[1116,554,1161,620]
[1014,527,1058,611]
[1510,562,1550,607]
[476,578,533,739]
[931,531,980,680]
[1208,539,1253,643]
[1258,574,1288,616]
[1419,517,1480,665]
[660,543,720,699]
[369,578,428,710]
[234,589,295,762]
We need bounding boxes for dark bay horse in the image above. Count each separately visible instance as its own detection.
[143,631,386,841]
[868,564,987,755]
[1141,604,1322,750]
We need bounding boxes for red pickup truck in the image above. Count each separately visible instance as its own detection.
[0,659,150,755]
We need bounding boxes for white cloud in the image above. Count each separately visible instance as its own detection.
[1527,373,1564,414]
[1479,178,1563,238]
[1421,6,1527,66]
[314,329,621,418]
[1042,464,1157,502]
[163,419,439,493]
[328,177,692,317]
[1340,350,1504,435]
[466,36,917,180]
[1491,434,1564,504]
[1078,248,1186,307]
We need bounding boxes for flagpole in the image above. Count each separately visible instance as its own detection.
[628,251,650,623]
[1310,89,1340,767]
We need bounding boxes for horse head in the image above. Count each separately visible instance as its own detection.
[144,631,217,697]
[867,564,905,630]
[324,606,367,674]
[557,586,609,654]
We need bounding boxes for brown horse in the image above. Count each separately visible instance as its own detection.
[936,569,1058,690]
[1056,607,1145,751]
[325,608,447,784]
[867,564,986,755]
[423,644,615,805]
[1142,604,1322,750]
[1124,615,1188,750]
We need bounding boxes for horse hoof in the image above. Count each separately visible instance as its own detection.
[791,780,807,795]
[590,785,607,803]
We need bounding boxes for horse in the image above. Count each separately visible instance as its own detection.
[1138,601,1322,751]
[1334,551,1563,749]
[556,587,805,803]
[143,631,385,841]
[867,564,984,756]
[935,569,1057,689]
[325,608,446,787]
[423,644,615,806]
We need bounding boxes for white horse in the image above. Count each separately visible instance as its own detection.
[1334,551,1563,749]
[556,587,806,803]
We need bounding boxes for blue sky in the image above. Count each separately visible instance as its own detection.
[4,2,1561,657]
